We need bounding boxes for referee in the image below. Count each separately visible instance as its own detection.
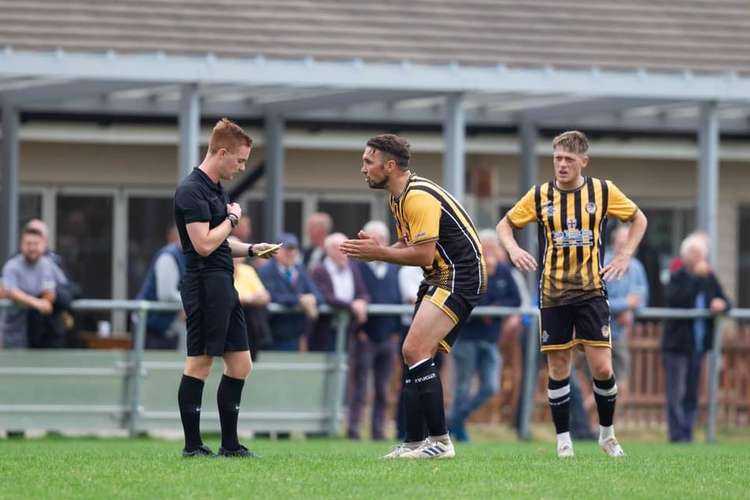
[174,118,279,457]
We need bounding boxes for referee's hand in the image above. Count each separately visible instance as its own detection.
[252,242,281,259]
[226,203,242,219]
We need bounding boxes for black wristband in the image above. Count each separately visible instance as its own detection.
[227,214,239,227]
[247,244,255,257]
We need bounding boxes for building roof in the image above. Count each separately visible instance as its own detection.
[1,0,749,74]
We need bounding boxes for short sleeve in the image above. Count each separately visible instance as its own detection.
[175,185,211,224]
[2,260,19,289]
[40,260,57,292]
[606,180,638,221]
[402,190,441,245]
[506,187,537,228]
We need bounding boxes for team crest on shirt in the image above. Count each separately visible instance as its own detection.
[586,202,597,214]
[601,325,610,338]
[542,330,550,343]
[567,218,577,230]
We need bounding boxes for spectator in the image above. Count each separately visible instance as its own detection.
[303,212,332,271]
[448,230,521,442]
[348,221,401,440]
[604,224,649,409]
[231,237,271,360]
[1,227,58,348]
[258,232,322,351]
[310,232,369,352]
[134,225,186,350]
[663,233,729,443]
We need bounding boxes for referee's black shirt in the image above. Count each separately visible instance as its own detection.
[174,167,233,274]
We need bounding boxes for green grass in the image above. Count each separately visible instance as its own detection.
[1,437,749,499]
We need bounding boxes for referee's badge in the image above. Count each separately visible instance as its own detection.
[601,325,610,338]
[586,202,597,214]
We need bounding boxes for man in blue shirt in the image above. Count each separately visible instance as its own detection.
[604,224,649,408]
[448,230,520,441]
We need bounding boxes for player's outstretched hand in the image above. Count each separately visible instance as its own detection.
[340,236,381,262]
[253,242,281,259]
[509,247,537,272]
[601,253,630,281]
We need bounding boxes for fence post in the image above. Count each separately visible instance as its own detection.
[518,313,539,440]
[706,315,724,443]
[327,312,350,436]
[127,303,148,438]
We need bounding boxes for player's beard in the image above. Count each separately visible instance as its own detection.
[366,174,388,189]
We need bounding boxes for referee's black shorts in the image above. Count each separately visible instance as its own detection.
[181,271,249,357]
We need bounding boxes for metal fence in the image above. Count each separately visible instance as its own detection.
[0,298,746,441]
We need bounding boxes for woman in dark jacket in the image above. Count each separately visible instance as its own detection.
[663,233,729,442]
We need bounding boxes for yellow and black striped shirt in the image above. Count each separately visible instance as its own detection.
[506,176,638,308]
[389,175,487,295]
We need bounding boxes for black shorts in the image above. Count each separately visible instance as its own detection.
[413,284,481,353]
[181,271,248,357]
[539,296,612,352]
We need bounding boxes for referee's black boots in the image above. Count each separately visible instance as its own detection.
[182,444,216,458]
[218,444,259,458]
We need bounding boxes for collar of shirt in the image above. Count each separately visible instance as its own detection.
[324,258,355,303]
[367,261,389,279]
[193,167,223,194]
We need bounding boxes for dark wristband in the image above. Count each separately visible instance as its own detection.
[248,244,255,257]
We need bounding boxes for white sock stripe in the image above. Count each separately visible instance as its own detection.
[548,385,571,399]
[593,384,618,397]
[409,358,432,370]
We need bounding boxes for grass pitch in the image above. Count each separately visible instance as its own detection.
[1,437,748,499]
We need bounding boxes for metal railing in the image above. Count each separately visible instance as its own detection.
[0,298,747,441]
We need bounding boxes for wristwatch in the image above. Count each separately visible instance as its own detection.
[227,213,239,227]
[247,244,255,257]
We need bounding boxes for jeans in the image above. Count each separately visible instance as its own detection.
[347,336,398,440]
[663,351,704,442]
[271,337,300,351]
[450,339,501,423]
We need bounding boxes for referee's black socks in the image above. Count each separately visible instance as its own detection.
[178,374,205,451]
[547,376,571,435]
[217,374,245,451]
[406,358,447,439]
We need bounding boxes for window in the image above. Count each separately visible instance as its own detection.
[739,206,750,308]
[56,195,113,330]
[245,199,303,242]
[18,193,42,239]
[127,197,174,298]
[636,208,694,306]
[317,200,371,239]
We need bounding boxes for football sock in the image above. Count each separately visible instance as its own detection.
[593,376,617,428]
[402,362,427,443]
[409,358,448,438]
[178,374,205,451]
[217,374,245,451]
[548,376,571,435]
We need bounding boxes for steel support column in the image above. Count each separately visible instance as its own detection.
[442,94,465,202]
[0,104,19,265]
[264,113,285,242]
[517,117,540,441]
[697,101,720,262]
[178,84,200,181]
